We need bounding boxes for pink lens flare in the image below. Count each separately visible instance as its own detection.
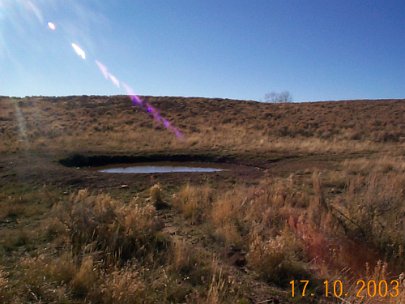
[122,83,143,106]
[11,1,184,139]
[25,0,44,24]
[47,22,56,31]
[121,82,183,138]
[95,62,183,138]
[95,60,120,88]
[109,74,120,88]
[71,43,86,60]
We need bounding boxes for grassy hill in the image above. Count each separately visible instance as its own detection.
[1,96,404,154]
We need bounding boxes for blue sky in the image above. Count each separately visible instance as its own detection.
[1,0,405,102]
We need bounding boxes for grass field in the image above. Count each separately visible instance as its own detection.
[1,95,405,303]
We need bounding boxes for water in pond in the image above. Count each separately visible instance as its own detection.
[99,165,223,174]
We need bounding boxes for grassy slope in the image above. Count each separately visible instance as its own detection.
[1,96,405,303]
[1,96,404,155]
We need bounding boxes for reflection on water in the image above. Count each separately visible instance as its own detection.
[99,166,223,174]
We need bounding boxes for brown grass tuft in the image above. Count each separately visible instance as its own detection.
[99,265,146,304]
[173,183,213,224]
[54,189,167,264]
[71,256,97,298]
[247,227,308,286]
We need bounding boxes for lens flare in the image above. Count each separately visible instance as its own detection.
[47,22,56,31]
[14,100,29,149]
[95,60,108,78]
[95,60,120,88]
[24,0,43,24]
[71,42,86,60]
[109,74,120,88]
[122,83,143,106]
[2,1,184,139]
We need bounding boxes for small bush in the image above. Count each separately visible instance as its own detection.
[149,183,169,209]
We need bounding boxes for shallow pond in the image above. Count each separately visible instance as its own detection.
[98,164,224,174]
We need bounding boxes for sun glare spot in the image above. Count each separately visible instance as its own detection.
[13,100,29,149]
[47,22,56,31]
[25,0,43,24]
[109,74,120,88]
[95,60,120,87]
[71,42,86,60]
[95,60,108,79]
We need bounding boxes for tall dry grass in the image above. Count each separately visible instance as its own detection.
[1,188,245,303]
[172,179,316,286]
[172,161,405,289]
[0,268,10,302]
[172,183,213,224]
[327,156,405,265]
[53,189,166,264]
[341,261,405,303]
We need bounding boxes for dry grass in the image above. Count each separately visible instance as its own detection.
[53,189,166,263]
[149,183,163,205]
[2,163,404,302]
[2,96,405,302]
[247,227,308,285]
[71,256,97,298]
[15,252,148,303]
[330,170,405,268]
[0,268,11,302]
[2,96,404,155]
[171,164,405,291]
[2,189,170,302]
[99,264,146,304]
[171,238,194,273]
[0,190,51,220]
[183,259,241,304]
[171,179,315,286]
[17,254,73,302]
[341,261,405,303]
[172,183,213,224]
[0,188,246,303]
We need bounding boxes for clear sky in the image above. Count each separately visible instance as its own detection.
[1,0,405,102]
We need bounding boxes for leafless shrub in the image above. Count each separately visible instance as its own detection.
[264,91,292,103]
